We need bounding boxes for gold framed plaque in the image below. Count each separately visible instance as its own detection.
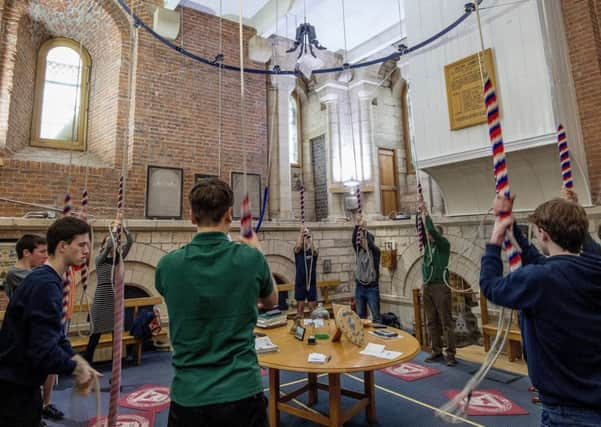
[444,48,497,130]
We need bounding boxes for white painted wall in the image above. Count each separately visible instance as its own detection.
[403,0,590,214]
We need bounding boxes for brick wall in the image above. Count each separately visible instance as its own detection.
[562,0,601,203]
[0,0,268,219]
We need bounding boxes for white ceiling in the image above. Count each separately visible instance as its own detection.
[167,0,405,61]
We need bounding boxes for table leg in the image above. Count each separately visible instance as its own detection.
[364,370,376,424]
[308,373,318,406]
[269,368,280,427]
[328,373,341,427]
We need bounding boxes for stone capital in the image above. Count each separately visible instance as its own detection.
[270,74,297,93]
[319,92,340,105]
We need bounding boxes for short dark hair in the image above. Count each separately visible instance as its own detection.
[435,225,444,236]
[528,198,588,253]
[15,234,47,259]
[46,217,91,255]
[189,178,234,226]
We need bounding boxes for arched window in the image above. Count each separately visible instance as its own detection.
[289,92,301,166]
[31,38,91,150]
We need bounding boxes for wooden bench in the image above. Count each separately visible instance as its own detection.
[480,293,522,362]
[69,296,169,365]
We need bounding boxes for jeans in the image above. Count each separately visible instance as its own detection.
[355,283,381,323]
[168,392,268,427]
[541,403,601,426]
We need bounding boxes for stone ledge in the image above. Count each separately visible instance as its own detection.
[2,205,600,231]
[9,146,112,168]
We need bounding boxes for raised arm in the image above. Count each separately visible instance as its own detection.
[95,234,114,265]
[512,224,545,265]
[120,228,134,259]
[480,243,545,311]
[424,214,450,250]
[294,227,304,253]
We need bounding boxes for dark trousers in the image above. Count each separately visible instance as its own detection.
[84,332,132,363]
[84,332,105,362]
[423,282,456,356]
[0,379,42,427]
[168,393,268,427]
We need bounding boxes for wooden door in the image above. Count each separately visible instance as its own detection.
[378,148,399,216]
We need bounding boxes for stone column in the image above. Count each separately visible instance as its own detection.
[319,90,346,220]
[270,75,296,220]
[356,87,377,216]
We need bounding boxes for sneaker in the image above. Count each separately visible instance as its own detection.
[42,403,64,420]
[446,356,458,366]
[424,353,444,363]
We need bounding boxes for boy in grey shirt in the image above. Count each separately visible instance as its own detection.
[4,235,48,298]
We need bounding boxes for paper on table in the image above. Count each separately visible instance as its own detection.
[359,343,403,360]
[360,343,385,356]
[308,352,330,363]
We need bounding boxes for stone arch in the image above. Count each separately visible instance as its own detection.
[72,242,168,329]
[264,253,296,285]
[400,233,484,296]
[82,243,167,300]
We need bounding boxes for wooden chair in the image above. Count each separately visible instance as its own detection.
[479,293,522,362]
[278,279,342,316]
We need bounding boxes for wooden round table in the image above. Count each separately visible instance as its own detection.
[258,320,420,427]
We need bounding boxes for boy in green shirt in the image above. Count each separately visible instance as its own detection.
[418,201,456,366]
[156,178,277,427]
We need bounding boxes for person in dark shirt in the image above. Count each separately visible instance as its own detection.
[352,214,382,323]
[0,217,100,427]
[293,227,318,318]
[481,196,601,426]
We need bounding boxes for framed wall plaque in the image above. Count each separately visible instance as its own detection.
[146,166,183,219]
[444,48,498,130]
[231,172,261,219]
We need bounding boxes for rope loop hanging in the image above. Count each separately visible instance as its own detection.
[108,2,139,422]
[238,0,254,239]
[439,2,521,419]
